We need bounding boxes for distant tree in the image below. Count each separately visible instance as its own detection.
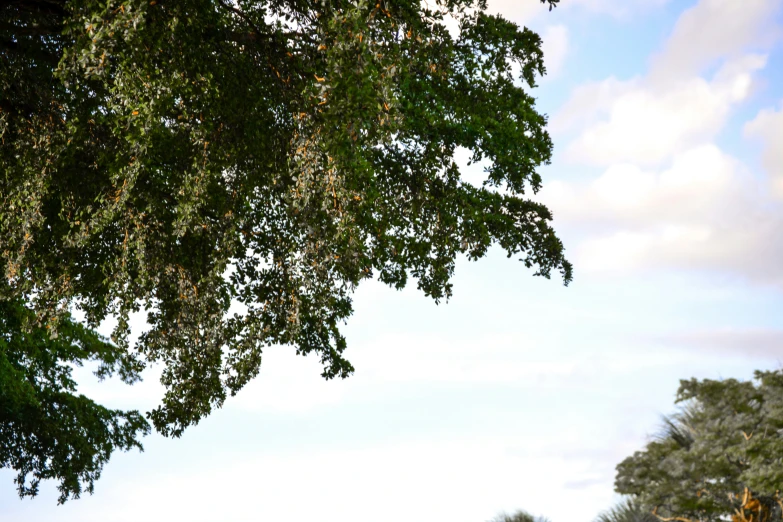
[489,509,551,522]
[614,370,783,522]
[1,0,569,503]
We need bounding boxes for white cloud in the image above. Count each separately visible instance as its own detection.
[541,25,569,78]
[548,76,635,135]
[649,0,782,82]
[53,436,649,522]
[540,145,783,284]
[225,327,701,414]
[544,145,739,226]
[658,328,783,360]
[563,0,671,18]
[487,0,552,26]
[227,345,352,413]
[226,333,584,415]
[744,100,783,197]
[560,55,767,167]
[539,0,783,284]
[72,363,164,411]
[551,0,781,166]
[355,333,574,384]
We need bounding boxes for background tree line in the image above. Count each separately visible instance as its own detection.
[496,368,783,522]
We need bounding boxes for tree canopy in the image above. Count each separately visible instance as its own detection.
[614,370,783,522]
[2,0,569,501]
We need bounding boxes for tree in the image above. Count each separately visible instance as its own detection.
[613,370,783,522]
[0,293,149,503]
[594,497,658,522]
[1,0,570,500]
[489,509,551,522]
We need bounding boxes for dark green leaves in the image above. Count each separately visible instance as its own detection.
[0,295,150,503]
[2,0,569,444]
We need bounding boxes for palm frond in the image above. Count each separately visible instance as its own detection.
[594,497,659,522]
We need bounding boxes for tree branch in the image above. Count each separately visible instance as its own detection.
[215,0,265,37]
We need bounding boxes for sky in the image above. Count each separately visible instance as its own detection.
[3,1,783,521]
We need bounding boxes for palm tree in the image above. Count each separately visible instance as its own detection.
[653,400,702,450]
[489,509,552,522]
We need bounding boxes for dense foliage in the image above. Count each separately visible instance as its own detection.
[0,294,149,503]
[614,370,783,522]
[2,0,569,501]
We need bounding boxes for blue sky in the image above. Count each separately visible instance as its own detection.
[3,1,783,521]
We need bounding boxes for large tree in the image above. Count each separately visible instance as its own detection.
[614,370,783,522]
[1,0,570,500]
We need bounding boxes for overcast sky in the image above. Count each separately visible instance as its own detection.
[3,1,783,521]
